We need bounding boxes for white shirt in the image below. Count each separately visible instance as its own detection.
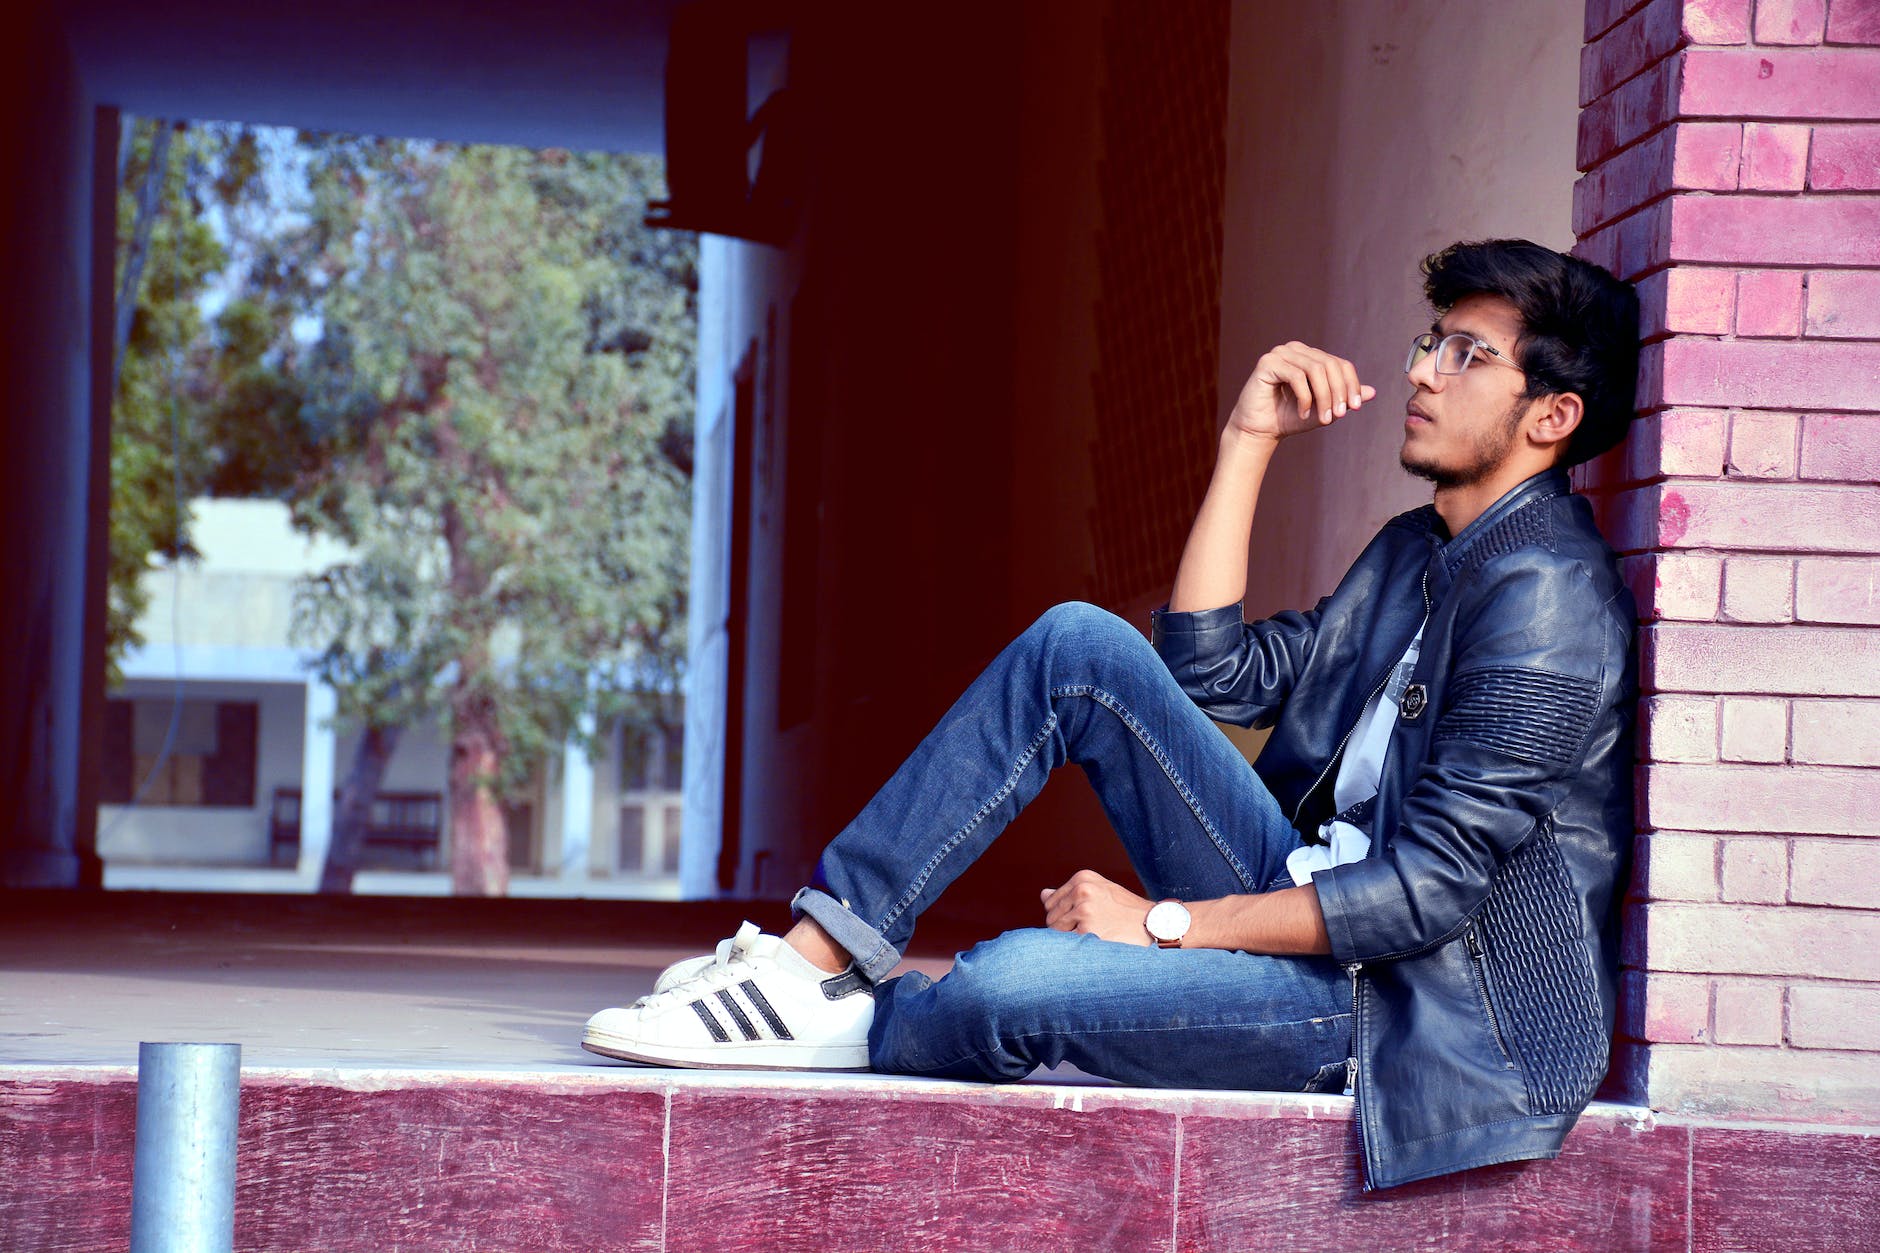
[1286,622,1425,887]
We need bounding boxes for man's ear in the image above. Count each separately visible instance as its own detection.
[1531,392,1583,456]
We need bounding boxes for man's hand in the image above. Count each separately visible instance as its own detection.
[1169,340,1373,610]
[1040,869,1155,945]
[1228,341,1376,443]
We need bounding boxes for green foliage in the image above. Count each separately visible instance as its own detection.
[282,137,697,796]
[107,119,281,684]
[108,121,226,683]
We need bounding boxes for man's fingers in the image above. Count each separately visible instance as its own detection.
[1336,357,1363,410]
[1273,344,1362,424]
[1042,883,1073,930]
[1268,346,1318,422]
[1309,358,1338,422]
[1286,371,1314,425]
[1044,872,1110,932]
[1300,349,1352,420]
[1255,354,1308,425]
[1284,350,1335,421]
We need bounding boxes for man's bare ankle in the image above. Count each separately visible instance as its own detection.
[784,918,849,974]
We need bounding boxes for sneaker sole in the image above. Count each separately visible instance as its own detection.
[582,1027,871,1072]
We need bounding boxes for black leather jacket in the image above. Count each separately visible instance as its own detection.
[1151,467,1637,1190]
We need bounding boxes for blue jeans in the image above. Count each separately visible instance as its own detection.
[791,602,1351,1092]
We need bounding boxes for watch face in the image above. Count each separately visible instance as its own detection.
[1146,900,1190,942]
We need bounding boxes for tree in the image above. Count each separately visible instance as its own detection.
[108,120,216,683]
[285,137,695,894]
[107,119,278,685]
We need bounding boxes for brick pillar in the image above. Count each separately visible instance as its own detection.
[1573,0,1880,1121]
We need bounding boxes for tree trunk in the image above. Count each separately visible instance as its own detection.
[318,723,402,895]
[449,723,509,897]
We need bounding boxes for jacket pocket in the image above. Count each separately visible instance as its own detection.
[1465,923,1518,1070]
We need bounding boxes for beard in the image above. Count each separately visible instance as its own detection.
[1400,394,1534,488]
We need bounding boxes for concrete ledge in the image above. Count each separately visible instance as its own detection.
[4,1064,1872,1251]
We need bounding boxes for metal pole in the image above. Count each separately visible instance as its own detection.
[131,1042,241,1253]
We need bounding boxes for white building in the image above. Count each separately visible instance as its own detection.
[101,498,683,897]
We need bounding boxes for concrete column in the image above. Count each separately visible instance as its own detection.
[680,233,734,900]
[558,721,595,882]
[0,13,96,889]
[296,680,337,884]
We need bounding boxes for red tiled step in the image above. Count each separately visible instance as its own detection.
[3,1065,1875,1251]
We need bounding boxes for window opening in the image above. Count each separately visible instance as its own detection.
[102,116,697,899]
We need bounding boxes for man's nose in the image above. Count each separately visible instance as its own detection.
[1406,352,1444,392]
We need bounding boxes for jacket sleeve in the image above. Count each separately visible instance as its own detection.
[1150,598,1328,729]
[1312,552,1616,964]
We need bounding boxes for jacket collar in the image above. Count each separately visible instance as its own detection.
[1442,466,1570,554]
[1418,466,1572,593]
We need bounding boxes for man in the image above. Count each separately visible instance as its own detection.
[584,239,1641,1189]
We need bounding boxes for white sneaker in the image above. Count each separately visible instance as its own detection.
[646,923,805,997]
[583,921,874,1070]
[645,925,787,998]
[651,953,715,995]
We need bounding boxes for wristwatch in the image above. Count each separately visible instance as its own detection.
[1144,899,1192,949]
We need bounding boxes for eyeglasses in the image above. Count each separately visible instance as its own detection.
[1404,331,1524,376]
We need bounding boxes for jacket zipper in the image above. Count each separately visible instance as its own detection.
[1465,925,1516,1068]
[1342,961,1361,1098]
[1290,568,1433,835]
[1344,959,1376,1191]
[1326,565,1433,1193]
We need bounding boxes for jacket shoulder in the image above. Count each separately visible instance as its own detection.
[1453,494,1622,598]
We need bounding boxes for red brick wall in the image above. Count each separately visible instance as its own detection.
[1574,0,1880,1121]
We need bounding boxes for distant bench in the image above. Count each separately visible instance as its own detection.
[269,787,444,870]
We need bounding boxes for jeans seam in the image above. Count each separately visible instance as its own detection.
[878,712,1060,936]
[1049,682,1260,892]
[912,1012,1353,1076]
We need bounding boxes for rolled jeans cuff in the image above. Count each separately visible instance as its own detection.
[790,887,902,984]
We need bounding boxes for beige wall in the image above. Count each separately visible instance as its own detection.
[1219,0,1583,614]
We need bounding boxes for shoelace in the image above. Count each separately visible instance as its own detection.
[633,921,764,1011]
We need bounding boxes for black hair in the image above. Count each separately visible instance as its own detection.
[1420,239,1641,468]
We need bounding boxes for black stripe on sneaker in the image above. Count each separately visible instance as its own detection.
[738,980,794,1040]
[820,967,873,1001]
[714,988,761,1041]
[689,998,730,1042]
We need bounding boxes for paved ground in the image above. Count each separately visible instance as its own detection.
[0,890,988,1074]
